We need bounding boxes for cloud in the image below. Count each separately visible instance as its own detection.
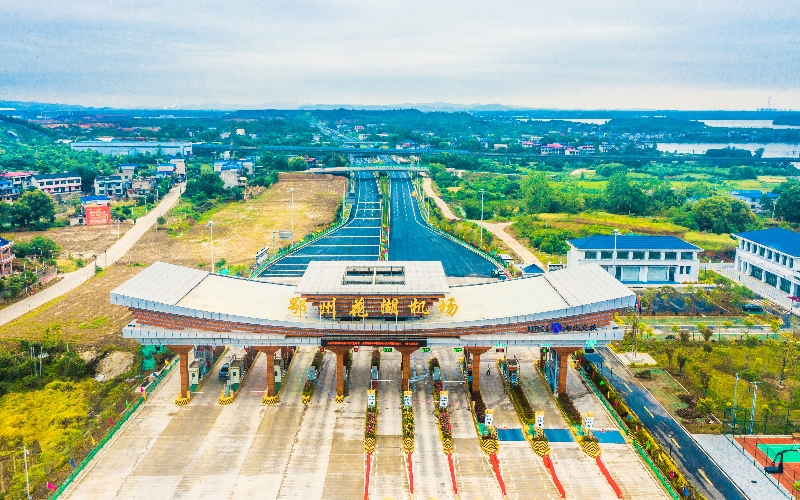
[0,0,798,109]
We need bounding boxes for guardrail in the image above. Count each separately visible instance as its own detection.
[52,357,178,499]
[416,197,503,269]
[249,211,349,278]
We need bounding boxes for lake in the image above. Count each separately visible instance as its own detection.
[699,120,800,129]
[656,142,800,158]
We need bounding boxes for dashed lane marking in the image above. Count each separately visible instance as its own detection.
[644,406,655,418]
[698,468,712,486]
[671,437,681,449]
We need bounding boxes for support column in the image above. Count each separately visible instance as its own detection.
[554,347,575,395]
[397,347,419,391]
[254,346,281,397]
[465,347,490,394]
[170,345,194,400]
[330,346,351,401]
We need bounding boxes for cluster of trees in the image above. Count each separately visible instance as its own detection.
[0,270,38,301]
[184,173,242,208]
[0,190,56,230]
[12,235,61,260]
[676,196,759,233]
[774,181,800,223]
[511,216,575,254]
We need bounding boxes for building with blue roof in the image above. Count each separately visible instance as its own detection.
[567,234,702,284]
[734,228,800,298]
[731,190,779,214]
[520,263,545,277]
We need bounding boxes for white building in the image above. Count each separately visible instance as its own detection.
[567,235,702,284]
[32,172,82,198]
[734,228,800,298]
[93,175,129,197]
[70,140,193,156]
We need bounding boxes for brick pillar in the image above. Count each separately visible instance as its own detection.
[254,346,281,396]
[330,346,351,397]
[465,346,490,393]
[171,345,193,399]
[397,347,419,391]
[554,347,575,395]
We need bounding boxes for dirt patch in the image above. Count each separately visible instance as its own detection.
[123,176,346,269]
[2,222,133,260]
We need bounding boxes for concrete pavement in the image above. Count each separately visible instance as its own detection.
[422,175,459,222]
[439,347,505,499]
[411,349,454,499]
[480,351,562,499]
[0,183,184,327]
[475,220,547,270]
[370,350,409,499]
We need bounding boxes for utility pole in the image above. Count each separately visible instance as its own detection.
[479,189,485,247]
[208,221,215,273]
[290,187,295,243]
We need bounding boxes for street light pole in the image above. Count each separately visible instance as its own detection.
[749,381,760,434]
[290,187,295,243]
[23,445,31,500]
[612,228,621,279]
[480,189,485,247]
[208,221,215,273]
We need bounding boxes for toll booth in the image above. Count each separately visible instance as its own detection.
[228,355,246,391]
[507,358,519,386]
[460,357,473,384]
[275,354,283,384]
[189,360,202,391]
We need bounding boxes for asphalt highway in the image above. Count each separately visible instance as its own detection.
[258,171,381,278]
[597,349,747,500]
[388,171,497,277]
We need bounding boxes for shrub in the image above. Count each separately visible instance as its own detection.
[371,349,381,368]
[428,356,440,374]
[558,392,582,425]
[471,390,486,423]
[509,384,535,421]
[365,406,378,438]
[311,350,324,371]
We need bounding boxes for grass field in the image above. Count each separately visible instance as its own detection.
[538,211,688,234]
[123,175,346,271]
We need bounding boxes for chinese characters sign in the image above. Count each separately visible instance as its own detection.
[295,296,461,319]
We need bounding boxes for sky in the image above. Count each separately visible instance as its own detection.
[1,0,799,110]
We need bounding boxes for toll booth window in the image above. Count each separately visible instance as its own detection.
[632,251,645,260]
[616,251,629,259]
[343,266,405,285]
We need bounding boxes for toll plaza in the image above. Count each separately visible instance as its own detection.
[111,260,633,404]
